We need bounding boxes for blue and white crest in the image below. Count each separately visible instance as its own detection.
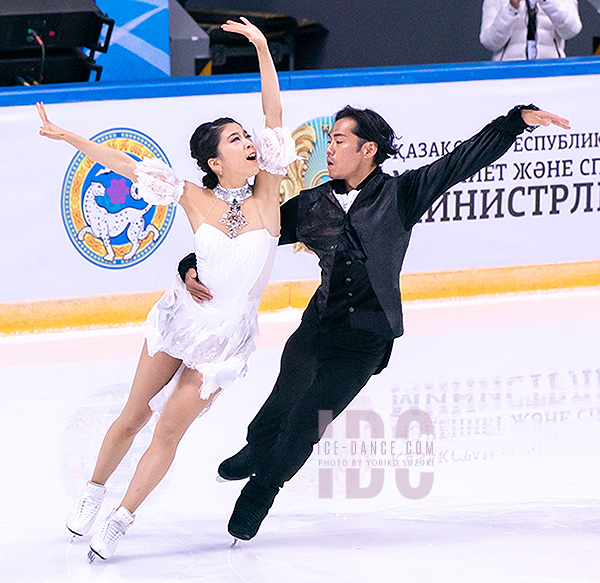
[61,128,175,269]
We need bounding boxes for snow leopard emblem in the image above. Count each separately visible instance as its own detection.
[61,128,175,269]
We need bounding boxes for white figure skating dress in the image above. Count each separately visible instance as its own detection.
[133,126,296,401]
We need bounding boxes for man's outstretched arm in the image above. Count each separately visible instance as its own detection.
[400,105,570,229]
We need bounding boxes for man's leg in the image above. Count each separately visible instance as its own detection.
[228,328,392,539]
[218,318,320,480]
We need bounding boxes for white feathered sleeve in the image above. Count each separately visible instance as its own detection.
[133,157,185,205]
[256,126,299,176]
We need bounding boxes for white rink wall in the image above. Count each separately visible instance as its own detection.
[1,59,600,304]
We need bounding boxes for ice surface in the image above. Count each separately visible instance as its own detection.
[0,290,598,582]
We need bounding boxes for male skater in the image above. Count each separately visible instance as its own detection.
[182,104,569,540]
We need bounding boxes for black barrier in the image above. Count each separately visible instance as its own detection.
[0,0,113,86]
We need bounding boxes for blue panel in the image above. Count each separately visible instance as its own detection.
[1,57,600,107]
[93,0,170,81]
[286,58,600,90]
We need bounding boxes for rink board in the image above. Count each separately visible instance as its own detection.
[0,58,599,308]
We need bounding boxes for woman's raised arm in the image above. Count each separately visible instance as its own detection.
[37,102,138,181]
[221,18,282,128]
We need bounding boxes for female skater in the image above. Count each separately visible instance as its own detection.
[37,18,296,561]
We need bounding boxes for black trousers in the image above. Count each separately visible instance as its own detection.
[246,314,393,489]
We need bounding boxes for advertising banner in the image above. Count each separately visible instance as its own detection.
[0,65,598,304]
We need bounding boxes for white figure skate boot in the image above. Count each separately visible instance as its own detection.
[66,481,106,537]
[88,506,135,562]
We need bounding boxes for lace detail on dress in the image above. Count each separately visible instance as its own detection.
[256,126,299,176]
[134,157,185,205]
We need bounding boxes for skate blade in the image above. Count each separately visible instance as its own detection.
[216,475,228,483]
[67,527,83,541]
[87,549,103,564]
[230,538,239,548]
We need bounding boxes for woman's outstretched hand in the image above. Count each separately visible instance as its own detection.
[36,102,67,141]
[221,17,267,49]
[36,100,138,180]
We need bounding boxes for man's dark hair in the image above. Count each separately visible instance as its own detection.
[334,106,399,166]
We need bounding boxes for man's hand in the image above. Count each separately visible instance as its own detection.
[184,268,213,303]
[510,0,521,9]
[521,109,571,130]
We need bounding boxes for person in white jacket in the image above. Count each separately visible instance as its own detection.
[480,0,582,60]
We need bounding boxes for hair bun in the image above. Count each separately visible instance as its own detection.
[189,117,238,190]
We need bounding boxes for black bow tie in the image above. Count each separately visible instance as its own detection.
[331,167,382,195]
[331,180,350,195]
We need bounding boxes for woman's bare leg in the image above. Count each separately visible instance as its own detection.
[90,342,182,486]
[120,367,221,513]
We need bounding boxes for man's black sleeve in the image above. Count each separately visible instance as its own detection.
[177,252,196,282]
[400,105,538,229]
[279,195,300,245]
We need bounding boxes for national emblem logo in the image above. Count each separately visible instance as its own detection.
[61,128,175,269]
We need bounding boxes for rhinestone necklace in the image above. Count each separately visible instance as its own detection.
[213,182,253,238]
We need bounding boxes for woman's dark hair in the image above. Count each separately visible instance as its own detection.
[334,106,399,166]
[189,117,238,189]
